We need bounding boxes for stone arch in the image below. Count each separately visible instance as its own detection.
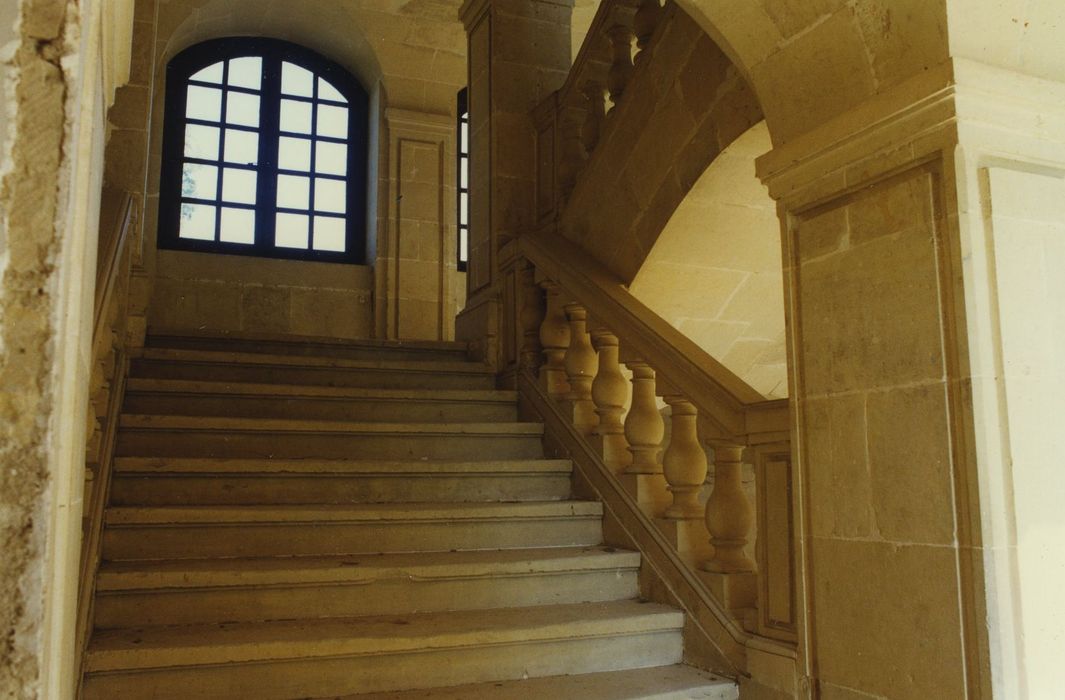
[158,0,384,92]
[628,121,786,399]
[673,0,950,145]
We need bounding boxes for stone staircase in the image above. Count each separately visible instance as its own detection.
[80,333,738,699]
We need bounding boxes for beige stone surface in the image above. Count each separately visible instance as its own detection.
[630,121,786,399]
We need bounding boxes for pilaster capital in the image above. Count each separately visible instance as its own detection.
[459,0,575,31]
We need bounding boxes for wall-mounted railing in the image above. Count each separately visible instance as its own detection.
[498,225,798,664]
[77,187,138,681]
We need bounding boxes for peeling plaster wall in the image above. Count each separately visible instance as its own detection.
[1,0,114,697]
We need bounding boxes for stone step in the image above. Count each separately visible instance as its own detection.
[81,601,684,699]
[340,665,739,699]
[146,331,470,363]
[102,501,604,560]
[109,458,573,505]
[131,349,496,391]
[93,546,640,627]
[114,416,545,460]
[122,379,519,422]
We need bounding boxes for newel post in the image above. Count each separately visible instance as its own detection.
[703,445,756,573]
[563,303,598,433]
[538,280,570,398]
[518,265,544,372]
[661,396,708,519]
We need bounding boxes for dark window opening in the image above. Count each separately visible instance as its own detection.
[457,87,469,273]
[159,38,370,264]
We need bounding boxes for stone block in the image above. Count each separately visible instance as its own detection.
[802,394,877,539]
[656,517,714,569]
[618,473,670,519]
[697,570,757,611]
[241,285,291,334]
[810,537,966,699]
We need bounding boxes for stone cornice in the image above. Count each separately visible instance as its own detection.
[384,108,453,135]
[756,58,1065,208]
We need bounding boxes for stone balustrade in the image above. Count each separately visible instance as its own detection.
[545,0,665,203]
[517,254,771,625]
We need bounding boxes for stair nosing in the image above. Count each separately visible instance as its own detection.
[124,379,518,403]
[111,457,572,475]
[135,348,495,374]
[104,501,604,526]
[84,601,684,673]
[117,415,544,435]
[95,547,641,592]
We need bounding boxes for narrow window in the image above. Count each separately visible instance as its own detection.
[159,38,369,264]
[457,87,469,273]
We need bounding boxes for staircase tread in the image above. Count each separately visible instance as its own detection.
[147,330,469,353]
[96,546,641,590]
[84,600,684,672]
[125,379,517,402]
[118,415,544,435]
[336,665,736,699]
[112,457,572,475]
[137,348,494,373]
[105,500,604,525]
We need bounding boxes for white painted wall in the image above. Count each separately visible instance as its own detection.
[984,166,1065,699]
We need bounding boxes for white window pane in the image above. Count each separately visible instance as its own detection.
[278,137,311,171]
[179,203,216,240]
[461,120,469,151]
[314,178,346,213]
[227,56,262,90]
[460,157,468,189]
[313,216,346,252]
[186,85,222,122]
[459,192,469,226]
[316,105,348,139]
[281,62,314,97]
[459,228,468,262]
[182,162,217,200]
[226,92,260,127]
[315,141,347,176]
[190,62,224,84]
[280,99,312,134]
[277,174,310,210]
[224,130,259,165]
[222,168,257,205]
[276,213,309,248]
[184,124,219,160]
[318,78,347,103]
[220,207,256,244]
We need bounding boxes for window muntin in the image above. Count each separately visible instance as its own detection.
[457,87,469,273]
[159,38,368,264]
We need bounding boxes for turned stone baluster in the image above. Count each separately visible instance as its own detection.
[538,280,570,398]
[581,82,606,153]
[563,303,598,433]
[633,0,662,63]
[661,396,708,519]
[703,445,756,573]
[606,25,634,113]
[518,265,544,372]
[623,360,664,474]
[590,329,630,470]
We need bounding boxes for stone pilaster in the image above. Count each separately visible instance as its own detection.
[455,0,573,365]
[756,58,1065,700]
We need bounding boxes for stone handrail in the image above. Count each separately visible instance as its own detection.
[520,226,786,441]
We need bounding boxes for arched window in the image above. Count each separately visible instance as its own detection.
[158,38,369,264]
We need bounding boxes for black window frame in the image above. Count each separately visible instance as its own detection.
[456,87,469,273]
[158,37,370,265]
